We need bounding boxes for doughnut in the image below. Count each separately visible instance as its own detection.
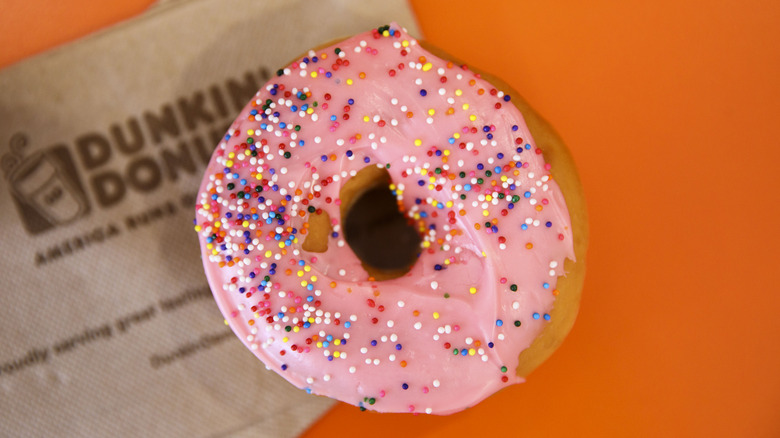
[194,23,587,414]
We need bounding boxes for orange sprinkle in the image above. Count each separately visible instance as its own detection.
[552,289,560,296]
[248,320,255,326]
[413,310,420,317]
[478,88,485,95]
[359,72,366,79]
[406,111,414,118]
[285,269,293,275]
[329,154,337,161]
[469,79,476,86]
[526,243,534,249]
[418,56,426,63]
[400,361,407,368]
[474,223,481,230]
[330,281,337,288]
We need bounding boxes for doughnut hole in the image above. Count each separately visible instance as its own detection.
[340,166,421,280]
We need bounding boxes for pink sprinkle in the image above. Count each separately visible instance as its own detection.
[422,387,429,394]
[311,256,318,263]
[379,390,386,397]
[500,277,507,284]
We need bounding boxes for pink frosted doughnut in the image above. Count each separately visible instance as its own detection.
[195,23,583,414]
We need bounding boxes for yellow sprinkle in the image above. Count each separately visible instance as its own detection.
[462,103,469,110]
[486,195,493,201]
[402,40,410,47]
[282,337,289,343]
[363,115,370,122]
[304,266,311,272]
[334,339,341,346]
[469,114,477,121]
[382,30,390,37]
[482,210,489,216]
[277,242,285,248]
[317,342,323,348]
[455,89,463,96]
[293,326,300,332]
[346,79,353,85]
[422,62,433,71]
[452,133,460,140]
[202,204,210,210]
[334,351,341,358]
[300,281,307,287]
[414,139,422,146]
[422,241,431,248]
[446,201,453,208]
[433,312,440,319]
[310,275,317,282]
[247,130,254,135]
[264,250,272,258]
[214,222,221,228]
[310,72,318,78]
[469,287,477,295]
[468,348,476,356]
[297,270,304,277]
[226,160,233,167]
[194,225,201,232]
[307,108,313,114]
[427,108,435,116]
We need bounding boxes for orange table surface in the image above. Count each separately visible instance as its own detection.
[3,1,779,437]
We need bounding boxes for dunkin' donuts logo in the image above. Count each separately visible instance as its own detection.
[4,67,270,237]
[2,135,89,234]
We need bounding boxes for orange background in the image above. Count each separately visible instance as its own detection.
[3,1,779,436]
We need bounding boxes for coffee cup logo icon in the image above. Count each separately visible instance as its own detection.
[3,134,90,234]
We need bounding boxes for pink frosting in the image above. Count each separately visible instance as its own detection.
[195,24,574,414]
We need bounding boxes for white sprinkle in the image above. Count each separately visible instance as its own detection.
[349,366,356,373]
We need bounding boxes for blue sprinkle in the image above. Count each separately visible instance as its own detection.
[330,115,337,121]
[420,89,427,96]
[543,283,550,289]
[344,321,351,328]
[521,224,527,230]
[281,364,288,370]
[544,314,551,321]
[402,383,409,390]
[364,157,370,163]
[546,221,552,227]
[348,98,354,105]
[395,344,402,351]
[477,163,484,170]
[325,72,332,78]
[504,95,511,101]
[524,191,531,198]
[418,180,425,186]
[371,340,377,347]
[496,319,503,327]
